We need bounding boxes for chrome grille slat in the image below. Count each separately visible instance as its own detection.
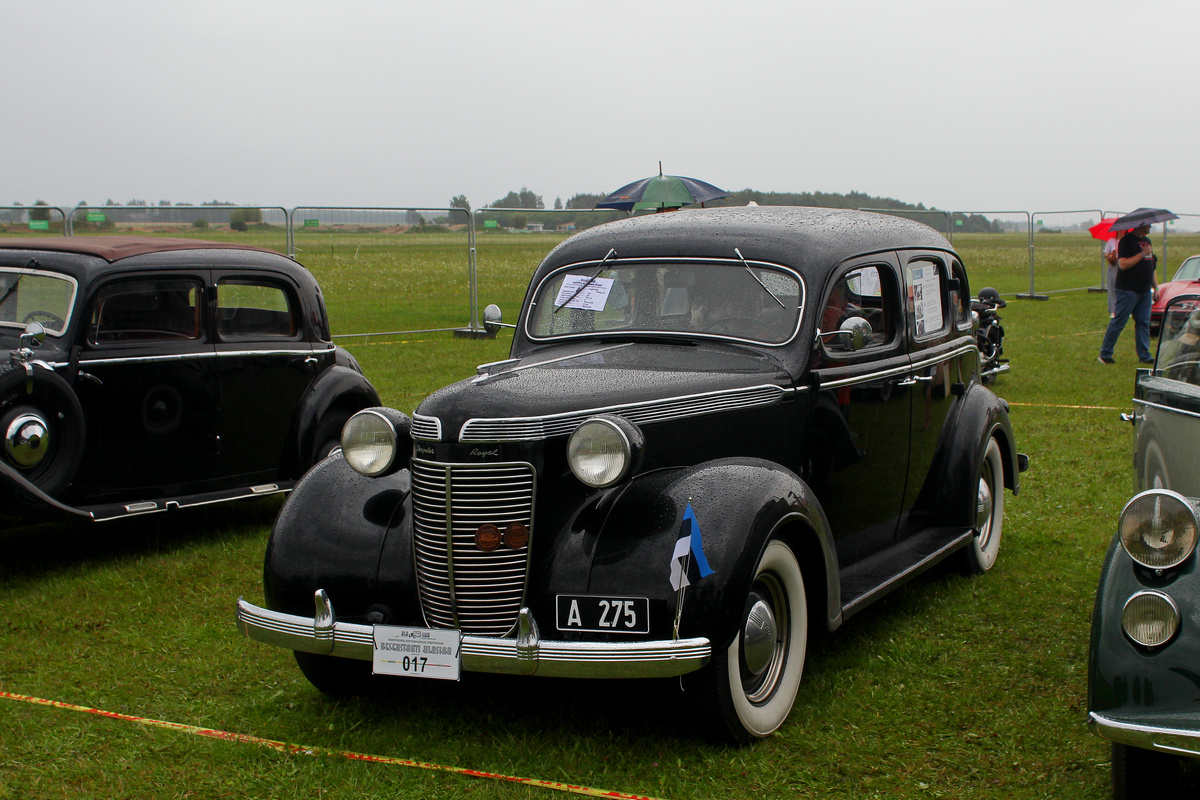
[411,457,535,636]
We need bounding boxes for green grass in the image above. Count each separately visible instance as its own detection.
[0,230,1182,798]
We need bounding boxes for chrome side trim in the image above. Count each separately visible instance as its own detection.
[1089,711,1200,757]
[817,341,978,392]
[236,597,711,679]
[1134,397,1200,422]
[411,414,442,441]
[460,384,789,442]
[76,347,321,367]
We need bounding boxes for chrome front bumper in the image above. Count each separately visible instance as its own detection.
[236,591,711,679]
[1089,711,1200,758]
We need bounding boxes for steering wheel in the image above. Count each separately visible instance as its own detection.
[713,315,773,338]
[22,310,66,329]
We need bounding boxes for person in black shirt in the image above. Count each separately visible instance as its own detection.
[1098,224,1159,364]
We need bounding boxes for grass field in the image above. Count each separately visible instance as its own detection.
[2,226,1199,798]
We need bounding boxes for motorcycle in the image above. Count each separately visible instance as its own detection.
[972,287,1008,384]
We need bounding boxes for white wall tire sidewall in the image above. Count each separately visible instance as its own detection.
[971,438,1004,572]
[725,539,807,738]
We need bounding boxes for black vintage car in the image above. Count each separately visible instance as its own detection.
[237,207,1026,743]
[0,237,379,525]
[1089,293,1200,797]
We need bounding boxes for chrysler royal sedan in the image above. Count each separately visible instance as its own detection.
[0,236,379,526]
[237,207,1026,743]
[1090,293,1200,796]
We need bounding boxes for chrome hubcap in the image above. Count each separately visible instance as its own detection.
[975,466,994,547]
[742,598,778,677]
[5,413,49,469]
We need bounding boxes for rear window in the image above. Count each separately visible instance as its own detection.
[217,279,297,340]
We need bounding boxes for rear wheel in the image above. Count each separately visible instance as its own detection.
[693,538,807,744]
[960,437,1003,575]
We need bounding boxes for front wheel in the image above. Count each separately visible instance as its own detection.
[960,437,1004,575]
[692,538,808,744]
[294,651,376,696]
[1112,742,1181,800]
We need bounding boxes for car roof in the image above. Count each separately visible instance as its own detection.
[537,206,955,278]
[0,236,305,283]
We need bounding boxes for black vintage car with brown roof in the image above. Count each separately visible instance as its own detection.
[0,236,379,525]
[236,207,1027,743]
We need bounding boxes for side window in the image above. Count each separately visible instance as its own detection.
[217,279,297,339]
[1158,301,1200,385]
[89,278,203,344]
[821,265,895,354]
[906,258,948,339]
[950,259,971,327]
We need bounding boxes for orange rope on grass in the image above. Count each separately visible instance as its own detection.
[0,690,665,800]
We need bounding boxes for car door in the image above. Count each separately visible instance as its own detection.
[1134,294,1200,494]
[73,272,218,494]
[807,256,913,565]
[897,254,975,539]
[210,271,316,485]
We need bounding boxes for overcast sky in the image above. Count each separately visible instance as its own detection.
[4,0,1197,217]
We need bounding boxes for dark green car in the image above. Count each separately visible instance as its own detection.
[1089,294,1200,798]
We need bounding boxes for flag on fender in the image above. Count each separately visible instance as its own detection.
[669,501,715,591]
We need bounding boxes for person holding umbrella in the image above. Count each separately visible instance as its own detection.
[1098,222,1159,364]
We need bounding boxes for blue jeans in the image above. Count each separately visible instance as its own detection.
[1100,288,1153,361]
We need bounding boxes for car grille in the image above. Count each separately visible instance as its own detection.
[410,457,535,636]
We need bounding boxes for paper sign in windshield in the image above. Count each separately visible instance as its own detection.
[910,266,943,336]
[554,274,614,311]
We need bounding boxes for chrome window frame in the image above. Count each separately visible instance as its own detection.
[0,266,79,337]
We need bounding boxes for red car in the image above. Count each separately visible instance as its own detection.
[1151,255,1200,336]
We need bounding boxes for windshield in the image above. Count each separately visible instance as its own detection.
[526,259,804,345]
[0,267,78,336]
[1171,256,1200,283]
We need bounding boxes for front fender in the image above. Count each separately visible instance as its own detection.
[264,454,409,620]
[574,458,839,645]
[1088,532,1200,725]
[0,459,92,524]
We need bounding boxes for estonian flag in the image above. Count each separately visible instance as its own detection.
[669,502,715,591]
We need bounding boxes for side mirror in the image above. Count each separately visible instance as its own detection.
[19,320,45,350]
[483,304,503,336]
[837,316,872,351]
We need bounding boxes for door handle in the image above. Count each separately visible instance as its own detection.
[896,375,933,387]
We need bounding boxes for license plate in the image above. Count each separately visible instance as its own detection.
[556,595,649,634]
[372,625,461,681]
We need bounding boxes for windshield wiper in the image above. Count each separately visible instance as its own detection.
[0,274,23,311]
[554,248,617,313]
[734,248,785,308]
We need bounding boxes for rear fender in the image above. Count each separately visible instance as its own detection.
[582,458,840,645]
[930,385,1021,527]
[287,363,381,475]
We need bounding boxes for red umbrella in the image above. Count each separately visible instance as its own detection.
[1089,218,1122,240]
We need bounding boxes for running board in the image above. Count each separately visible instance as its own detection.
[839,527,974,619]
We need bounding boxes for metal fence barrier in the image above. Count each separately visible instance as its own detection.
[6,203,1199,335]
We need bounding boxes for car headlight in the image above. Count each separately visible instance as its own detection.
[567,415,643,488]
[341,408,411,477]
[1122,591,1180,647]
[1119,489,1200,570]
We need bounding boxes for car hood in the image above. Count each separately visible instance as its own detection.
[415,341,794,442]
[1154,279,1200,309]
